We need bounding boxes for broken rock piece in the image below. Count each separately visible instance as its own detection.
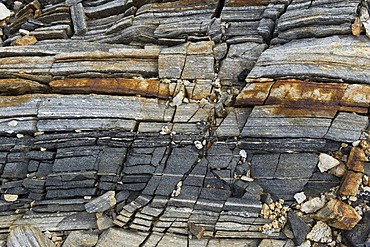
[313,199,362,230]
[7,225,55,247]
[85,191,116,213]
[301,196,326,214]
[11,35,38,46]
[294,192,306,204]
[306,221,332,243]
[188,222,205,240]
[63,230,99,247]
[318,153,340,172]
[287,211,311,246]
[337,171,363,196]
[0,3,11,22]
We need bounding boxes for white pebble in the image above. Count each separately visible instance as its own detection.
[16,133,24,139]
[8,120,18,127]
[294,192,307,204]
[318,153,340,172]
[194,140,203,150]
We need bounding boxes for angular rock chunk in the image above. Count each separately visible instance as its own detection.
[287,211,311,246]
[337,171,363,196]
[70,3,87,35]
[306,221,332,243]
[318,153,340,172]
[7,225,55,247]
[62,230,98,247]
[85,191,116,213]
[313,199,362,230]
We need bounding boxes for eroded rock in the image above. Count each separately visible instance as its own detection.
[306,221,332,243]
[85,191,116,213]
[313,199,362,230]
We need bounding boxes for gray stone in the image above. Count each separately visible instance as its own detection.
[344,211,370,246]
[325,112,369,142]
[85,191,116,213]
[62,230,98,247]
[288,211,311,245]
[70,3,87,35]
[96,228,148,247]
[7,225,55,247]
[248,36,370,84]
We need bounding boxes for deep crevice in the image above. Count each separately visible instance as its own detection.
[213,0,225,18]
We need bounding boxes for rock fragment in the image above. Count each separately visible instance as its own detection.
[306,221,332,243]
[188,222,205,240]
[0,3,11,22]
[62,230,98,247]
[11,35,37,46]
[3,194,18,202]
[7,225,55,247]
[287,211,311,246]
[294,192,306,204]
[301,196,326,214]
[313,199,362,230]
[85,191,116,213]
[337,171,363,196]
[318,153,340,172]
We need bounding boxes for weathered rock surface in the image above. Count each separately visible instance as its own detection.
[313,199,362,230]
[7,225,55,247]
[0,0,369,246]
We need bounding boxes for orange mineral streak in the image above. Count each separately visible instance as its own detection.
[338,146,368,196]
[314,199,362,230]
[235,81,274,106]
[49,78,170,99]
[226,0,270,7]
[236,79,369,116]
[0,94,32,108]
[266,80,347,106]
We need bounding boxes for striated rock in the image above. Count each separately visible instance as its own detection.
[306,221,332,244]
[313,199,361,230]
[96,213,114,231]
[248,36,370,84]
[0,78,49,95]
[62,230,98,247]
[188,222,205,240]
[96,228,148,247]
[7,225,55,247]
[85,191,116,213]
[301,196,326,214]
[318,153,340,173]
[49,78,168,98]
[325,112,369,143]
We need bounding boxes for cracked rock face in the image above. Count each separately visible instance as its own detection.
[0,0,370,246]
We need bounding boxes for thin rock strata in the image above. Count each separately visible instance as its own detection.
[0,0,369,247]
